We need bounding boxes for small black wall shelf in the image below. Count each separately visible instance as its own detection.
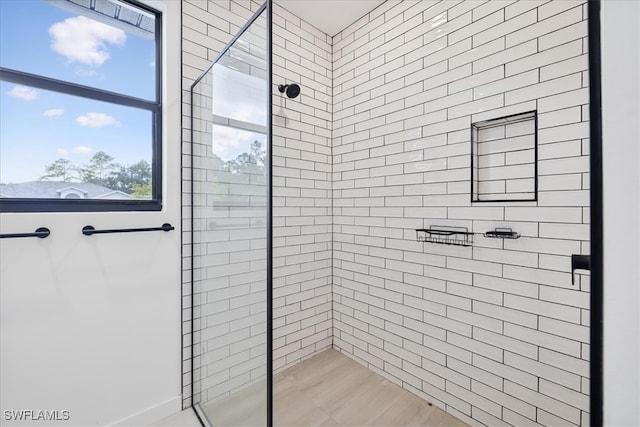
[484,227,520,239]
[416,226,474,247]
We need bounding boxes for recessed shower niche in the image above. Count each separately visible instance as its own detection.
[471,111,538,202]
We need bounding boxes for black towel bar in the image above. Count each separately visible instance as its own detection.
[82,223,174,236]
[0,227,50,239]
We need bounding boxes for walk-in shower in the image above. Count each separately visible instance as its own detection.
[185,0,597,426]
[189,2,271,425]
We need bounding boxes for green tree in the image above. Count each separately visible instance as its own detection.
[105,160,151,193]
[41,158,76,182]
[80,151,117,184]
[210,141,267,203]
[130,180,152,199]
[227,140,265,175]
[126,160,151,186]
[41,153,152,195]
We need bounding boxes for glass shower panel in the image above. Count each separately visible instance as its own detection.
[190,5,269,426]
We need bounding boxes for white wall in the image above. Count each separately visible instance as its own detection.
[271,3,333,373]
[601,1,640,426]
[0,1,182,425]
[181,0,264,408]
[181,3,334,407]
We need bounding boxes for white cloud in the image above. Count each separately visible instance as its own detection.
[72,145,92,154]
[8,85,37,101]
[211,125,259,161]
[212,67,267,125]
[49,16,126,67]
[44,108,64,117]
[76,112,120,128]
[57,148,69,156]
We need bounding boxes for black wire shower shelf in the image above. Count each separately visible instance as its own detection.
[416,226,474,247]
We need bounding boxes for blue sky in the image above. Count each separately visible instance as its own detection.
[0,0,155,183]
[1,0,269,184]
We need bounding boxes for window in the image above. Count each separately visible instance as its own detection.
[471,111,537,202]
[0,0,161,211]
[204,37,268,206]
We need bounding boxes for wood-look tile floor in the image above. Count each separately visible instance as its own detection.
[201,380,267,427]
[274,349,469,427]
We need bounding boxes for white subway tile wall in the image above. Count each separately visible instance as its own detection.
[182,0,266,409]
[271,2,334,374]
[182,0,332,408]
[332,1,589,427]
[182,0,591,425]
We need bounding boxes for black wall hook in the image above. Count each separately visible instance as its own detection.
[571,254,591,286]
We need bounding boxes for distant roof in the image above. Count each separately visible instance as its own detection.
[43,0,155,40]
[0,181,130,199]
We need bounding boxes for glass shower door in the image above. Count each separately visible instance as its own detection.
[190,3,270,426]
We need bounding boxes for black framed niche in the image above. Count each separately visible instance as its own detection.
[471,110,538,203]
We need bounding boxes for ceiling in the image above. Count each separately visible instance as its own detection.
[275,0,386,37]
